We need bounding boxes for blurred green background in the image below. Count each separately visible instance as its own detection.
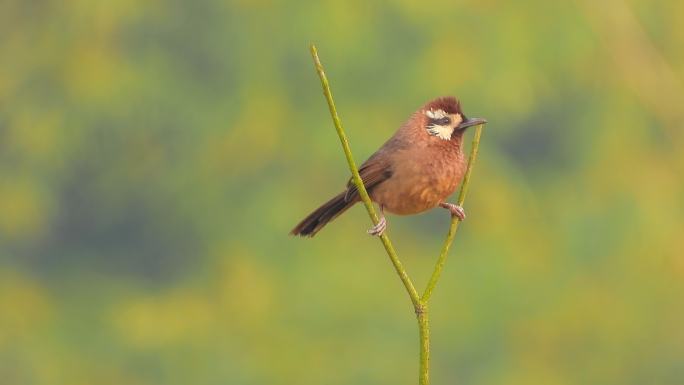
[1,0,683,384]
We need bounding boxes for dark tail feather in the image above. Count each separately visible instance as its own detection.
[291,192,357,237]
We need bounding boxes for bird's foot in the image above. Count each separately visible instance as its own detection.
[440,202,466,221]
[367,216,387,236]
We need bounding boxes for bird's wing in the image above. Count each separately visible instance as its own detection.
[344,157,393,202]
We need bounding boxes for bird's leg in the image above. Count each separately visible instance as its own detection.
[439,202,466,221]
[367,205,387,236]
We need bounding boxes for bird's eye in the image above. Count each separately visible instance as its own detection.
[433,117,450,125]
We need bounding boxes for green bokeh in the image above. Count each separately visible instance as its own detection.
[1,0,683,384]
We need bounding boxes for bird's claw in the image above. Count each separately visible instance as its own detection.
[441,202,466,221]
[367,216,387,236]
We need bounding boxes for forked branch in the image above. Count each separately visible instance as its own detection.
[309,44,484,385]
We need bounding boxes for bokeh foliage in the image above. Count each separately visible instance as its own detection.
[1,0,683,384]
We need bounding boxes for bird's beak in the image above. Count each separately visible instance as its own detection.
[457,117,487,130]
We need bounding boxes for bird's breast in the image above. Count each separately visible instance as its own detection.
[370,148,466,215]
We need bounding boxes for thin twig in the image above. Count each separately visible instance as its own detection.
[422,125,483,303]
[309,44,420,308]
[417,125,483,385]
[417,304,430,385]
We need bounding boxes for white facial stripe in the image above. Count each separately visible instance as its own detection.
[425,109,448,119]
[451,113,463,127]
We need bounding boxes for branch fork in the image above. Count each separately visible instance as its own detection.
[309,44,484,385]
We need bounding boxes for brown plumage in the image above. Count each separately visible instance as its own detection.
[291,96,486,237]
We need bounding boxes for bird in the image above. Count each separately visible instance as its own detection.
[291,96,486,237]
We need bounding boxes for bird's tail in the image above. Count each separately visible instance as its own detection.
[290,192,357,237]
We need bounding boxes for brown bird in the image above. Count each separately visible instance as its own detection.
[291,96,486,237]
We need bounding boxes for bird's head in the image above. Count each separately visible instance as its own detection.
[422,96,486,140]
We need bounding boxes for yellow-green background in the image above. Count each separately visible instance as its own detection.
[1,1,683,384]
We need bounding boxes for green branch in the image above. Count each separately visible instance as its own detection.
[422,124,483,303]
[310,44,420,308]
[309,43,484,385]
[417,125,482,385]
